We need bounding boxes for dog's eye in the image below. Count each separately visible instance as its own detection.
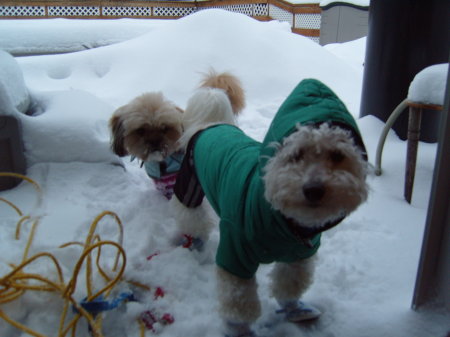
[290,150,304,163]
[136,127,146,136]
[330,150,345,163]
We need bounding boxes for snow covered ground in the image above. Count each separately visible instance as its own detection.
[0,18,167,56]
[0,9,449,337]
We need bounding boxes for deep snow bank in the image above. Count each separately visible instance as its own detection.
[17,9,362,113]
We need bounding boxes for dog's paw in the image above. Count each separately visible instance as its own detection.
[276,301,321,322]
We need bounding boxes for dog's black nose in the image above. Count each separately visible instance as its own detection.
[147,136,163,149]
[303,181,325,203]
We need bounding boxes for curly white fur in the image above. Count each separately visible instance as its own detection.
[169,193,215,242]
[178,87,236,149]
[270,256,317,307]
[264,123,368,226]
[216,267,261,324]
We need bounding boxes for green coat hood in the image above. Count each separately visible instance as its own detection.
[260,79,366,169]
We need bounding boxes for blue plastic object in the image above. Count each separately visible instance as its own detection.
[75,292,136,316]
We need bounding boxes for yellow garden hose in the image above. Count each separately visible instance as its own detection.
[0,172,148,337]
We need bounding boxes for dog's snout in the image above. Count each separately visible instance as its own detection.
[149,139,161,148]
[146,135,163,149]
[303,181,325,203]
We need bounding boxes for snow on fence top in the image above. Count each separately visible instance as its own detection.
[408,63,449,106]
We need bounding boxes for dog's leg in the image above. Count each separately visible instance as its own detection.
[217,267,261,337]
[270,256,321,322]
[169,195,214,249]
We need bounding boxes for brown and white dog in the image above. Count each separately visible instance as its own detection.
[109,70,245,198]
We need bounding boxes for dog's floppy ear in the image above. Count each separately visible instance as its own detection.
[109,114,128,157]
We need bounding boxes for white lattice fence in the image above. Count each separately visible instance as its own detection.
[268,4,293,26]
[253,3,268,16]
[48,6,100,17]
[0,5,45,16]
[0,2,319,43]
[295,13,321,29]
[103,6,152,17]
[0,2,268,19]
[203,4,252,16]
[198,3,267,17]
[153,6,197,17]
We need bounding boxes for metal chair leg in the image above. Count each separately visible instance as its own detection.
[374,98,409,176]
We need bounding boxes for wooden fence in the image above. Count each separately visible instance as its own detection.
[0,0,322,42]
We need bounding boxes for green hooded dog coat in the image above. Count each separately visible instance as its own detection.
[175,79,366,279]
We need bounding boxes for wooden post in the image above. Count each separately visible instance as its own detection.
[412,64,450,310]
[404,102,443,203]
[404,106,422,203]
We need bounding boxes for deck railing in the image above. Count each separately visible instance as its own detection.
[0,0,322,42]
